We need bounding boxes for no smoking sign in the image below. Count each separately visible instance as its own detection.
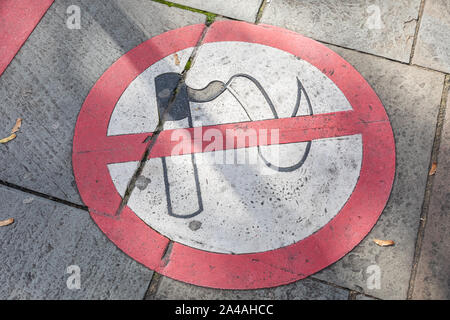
[73,21,395,289]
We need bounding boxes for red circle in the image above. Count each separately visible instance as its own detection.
[73,21,395,289]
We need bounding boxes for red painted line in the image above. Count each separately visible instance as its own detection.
[0,0,54,76]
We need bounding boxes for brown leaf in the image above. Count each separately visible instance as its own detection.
[174,53,180,66]
[0,218,14,227]
[0,133,16,144]
[373,239,395,247]
[11,118,22,133]
[429,162,437,176]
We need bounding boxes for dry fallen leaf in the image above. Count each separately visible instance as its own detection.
[174,53,180,66]
[0,133,16,144]
[429,162,437,176]
[11,118,22,133]
[373,239,395,247]
[0,218,14,227]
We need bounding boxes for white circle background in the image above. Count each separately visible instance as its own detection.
[107,42,362,254]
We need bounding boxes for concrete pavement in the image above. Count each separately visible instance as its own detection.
[0,0,448,300]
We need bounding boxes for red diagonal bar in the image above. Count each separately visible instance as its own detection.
[82,110,387,164]
[149,110,365,159]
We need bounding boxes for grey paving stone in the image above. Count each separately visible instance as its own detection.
[412,90,450,300]
[260,0,421,63]
[151,276,349,300]
[0,0,205,205]
[312,45,445,300]
[0,185,153,299]
[169,0,263,22]
[412,0,450,73]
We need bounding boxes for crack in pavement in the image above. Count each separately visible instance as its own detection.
[113,23,211,219]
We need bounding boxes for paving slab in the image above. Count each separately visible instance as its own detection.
[260,0,421,63]
[151,276,349,300]
[313,45,445,300]
[0,0,205,205]
[0,185,153,299]
[169,0,263,22]
[412,89,450,300]
[412,0,450,73]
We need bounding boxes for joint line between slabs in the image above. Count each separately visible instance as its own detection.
[0,180,88,211]
[316,38,449,76]
[255,0,269,24]
[114,23,211,218]
[309,276,381,300]
[406,74,450,299]
[409,0,426,65]
[150,0,217,23]
[144,271,164,300]
[347,291,358,300]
